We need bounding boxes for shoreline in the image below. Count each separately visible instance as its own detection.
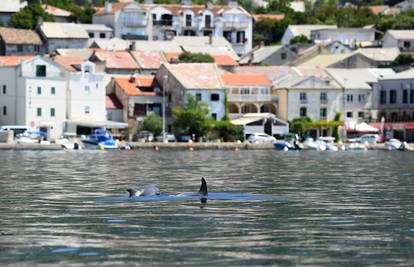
[0,142,412,151]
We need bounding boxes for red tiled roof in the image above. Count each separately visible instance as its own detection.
[42,4,72,17]
[132,50,166,70]
[54,55,84,72]
[106,94,123,109]
[93,50,139,70]
[0,55,34,66]
[222,73,272,87]
[94,3,128,15]
[164,51,181,61]
[253,14,285,21]
[164,52,237,66]
[115,76,156,96]
[367,5,398,16]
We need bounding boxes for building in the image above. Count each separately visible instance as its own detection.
[395,0,414,12]
[113,75,162,136]
[93,1,253,55]
[383,30,414,52]
[230,113,289,138]
[0,27,43,56]
[156,63,226,123]
[367,5,398,16]
[221,73,277,118]
[310,28,376,48]
[296,53,377,69]
[78,24,113,40]
[0,55,66,139]
[106,94,123,123]
[53,55,118,135]
[327,68,395,121]
[239,45,297,66]
[89,50,140,75]
[0,0,27,26]
[41,4,72,23]
[281,25,337,45]
[355,47,400,67]
[37,22,89,53]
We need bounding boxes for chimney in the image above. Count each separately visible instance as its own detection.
[50,52,57,61]
[37,16,44,27]
[129,41,136,51]
[105,1,112,13]
[129,73,137,83]
[208,34,213,45]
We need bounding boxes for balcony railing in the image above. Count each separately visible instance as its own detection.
[223,21,249,29]
[228,94,277,102]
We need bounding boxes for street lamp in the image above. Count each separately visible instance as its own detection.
[162,75,168,143]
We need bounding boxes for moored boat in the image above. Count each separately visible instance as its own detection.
[82,129,118,149]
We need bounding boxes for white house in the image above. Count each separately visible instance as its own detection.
[78,24,113,40]
[281,25,337,45]
[93,1,253,55]
[0,56,67,139]
[382,30,414,52]
[0,0,27,26]
[310,28,376,48]
[37,22,89,53]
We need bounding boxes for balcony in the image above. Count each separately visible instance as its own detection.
[228,94,277,102]
[223,21,249,29]
[153,20,173,27]
[122,19,147,27]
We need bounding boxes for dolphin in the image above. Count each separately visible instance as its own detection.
[177,177,208,203]
[127,184,160,197]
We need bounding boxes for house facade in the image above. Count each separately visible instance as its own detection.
[0,56,66,139]
[310,28,376,48]
[383,30,414,52]
[281,25,337,45]
[93,1,253,55]
[239,45,297,66]
[0,27,43,56]
[221,73,277,118]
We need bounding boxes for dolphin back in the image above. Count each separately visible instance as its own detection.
[198,177,208,196]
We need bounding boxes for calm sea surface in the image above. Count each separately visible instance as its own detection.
[1,150,414,266]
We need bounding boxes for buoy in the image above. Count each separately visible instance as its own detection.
[98,144,104,150]
[188,147,194,151]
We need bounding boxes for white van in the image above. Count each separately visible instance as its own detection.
[0,125,29,136]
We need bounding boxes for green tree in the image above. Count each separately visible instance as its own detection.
[289,116,312,136]
[290,34,311,44]
[392,54,414,66]
[172,94,212,140]
[178,51,214,63]
[10,3,55,29]
[209,119,244,142]
[139,113,163,136]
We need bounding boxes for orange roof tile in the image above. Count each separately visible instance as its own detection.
[212,55,238,66]
[115,76,156,96]
[164,51,181,62]
[54,55,84,72]
[132,50,166,70]
[0,55,34,66]
[93,50,139,70]
[367,5,398,16]
[222,73,272,87]
[253,14,285,21]
[94,3,128,15]
[42,4,72,17]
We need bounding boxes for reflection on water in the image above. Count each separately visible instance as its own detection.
[1,150,414,266]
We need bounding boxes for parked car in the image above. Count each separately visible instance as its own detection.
[178,135,192,142]
[155,133,176,142]
[136,131,154,142]
[247,133,276,143]
[357,134,380,144]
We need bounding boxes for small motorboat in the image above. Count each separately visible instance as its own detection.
[16,131,50,144]
[82,129,118,149]
[347,142,368,151]
[385,139,413,151]
[274,140,301,151]
[304,138,327,151]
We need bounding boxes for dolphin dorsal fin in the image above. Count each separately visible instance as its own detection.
[199,177,208,196]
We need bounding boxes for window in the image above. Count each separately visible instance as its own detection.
[300,92,307,101]
[17,44,23,52]
[404,41,410,49]
[36,65,46,77]
[2,85,6,94]
[211,113,217,120]
[347,94,353,102]
[37,87,42,95]
[223,31,232,42]
[320,108,327,119]
[50,108,55,117]
[281,52,287,60]
[411,89,414,104]
[358,94,365,102]
[2,106,6,115]
[84,106,90,114]
[84,85,91,96]
[37,108,42,117]
[185,14,192,27]
[100,33,106,38]
[196,93,202,101]
[390,90,397,104]
[205,15,211,28]
[347,111,353,118]
[51,87,55,95]
[241,88,249,94]
[84,65,91,74]
[403,89,408,104]
[380,90,387,105]
[211,93,220,101]
[300,107,307,117]
[236,31,245,43]
[358,111,364,118]
[88,32,94,38]
[320,92,327,101]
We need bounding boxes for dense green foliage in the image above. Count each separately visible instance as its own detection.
[209,120,244,142]
[290,115,343,137]
[172,94,212,140]
[392,54,414,66]
[139,113,163,136]
[289,34,311,44]
[10,2,55,29]
[178,51,215,63]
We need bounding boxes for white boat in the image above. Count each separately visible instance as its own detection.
[16,131,50,144]
[304,138,327,151]
[347,142,368,151]
[57,132,82,150]
[385,139,413,151]
[82,129,118,150]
